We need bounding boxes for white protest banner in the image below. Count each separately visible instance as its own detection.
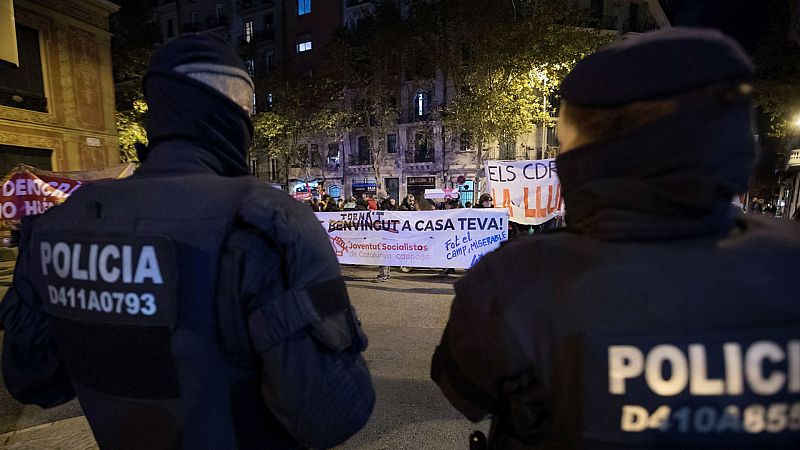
[484,159,564,225]
[316,209,508,269]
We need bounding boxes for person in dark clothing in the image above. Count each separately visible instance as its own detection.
[376,198,397,282]
[400,194,420,211]
[432,28,800,450]
[355,194,369,211]
[381,197,398,211]
[0,33,374,450]
[323,194,339,212]
[474,194,493,209]
[748,197,759,214]
[398,194,420,273]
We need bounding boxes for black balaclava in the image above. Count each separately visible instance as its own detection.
[139,32,254,177]
[556,28,756,241]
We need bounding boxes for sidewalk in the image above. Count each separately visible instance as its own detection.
[0,417,96,449]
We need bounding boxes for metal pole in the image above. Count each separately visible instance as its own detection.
[541,93,547,159]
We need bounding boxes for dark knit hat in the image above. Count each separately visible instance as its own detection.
[560,27,754,107]
[143,32,253,95]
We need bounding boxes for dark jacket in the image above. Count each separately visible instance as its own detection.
[380,198,397,211]
[400,198,419,211]
[432,105,800,449]
[0,40,374,450]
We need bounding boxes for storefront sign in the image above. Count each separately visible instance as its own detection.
[407,176,436,186]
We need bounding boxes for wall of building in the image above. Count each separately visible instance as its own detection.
[282,0,341,75]
[148,0,664,204]
[0,0,120,173]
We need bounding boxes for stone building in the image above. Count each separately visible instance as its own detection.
[290,0,670,207]
[0,0,120,176]
[147,0,669,206]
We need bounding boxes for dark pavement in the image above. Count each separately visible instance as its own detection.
[0,264,488,449]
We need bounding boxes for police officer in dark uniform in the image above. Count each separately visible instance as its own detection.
[0,33,374,449]
[431,28,800,449]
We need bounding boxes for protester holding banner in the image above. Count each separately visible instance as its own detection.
[381,197,398,211]
[432,28,800,449]
[0,32,374,450]
[400,194,421,211]
[376,196,395,282]
[474,194,493,209]
[397,194,421,272]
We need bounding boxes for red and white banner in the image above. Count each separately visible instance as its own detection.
[484,159,564,225]
[0,164,135,229]
[316,209,508,269]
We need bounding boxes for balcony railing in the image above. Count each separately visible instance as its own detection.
[621,17,658,34]
[240,29,275,45]
[788,149,800,170]
[237,0,274,10]
[181,15,229,33]
[350,157,372,166]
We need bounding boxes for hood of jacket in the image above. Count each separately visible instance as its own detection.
[137,34,253,177]
[555,101,756,241]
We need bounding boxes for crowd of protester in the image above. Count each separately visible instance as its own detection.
[305,190,566,280]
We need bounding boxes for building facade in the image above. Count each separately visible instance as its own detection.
[0,0,120,176]
[150,0,668,206]
[783,145,800,219]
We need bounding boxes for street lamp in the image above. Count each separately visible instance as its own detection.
[793,114,800,129]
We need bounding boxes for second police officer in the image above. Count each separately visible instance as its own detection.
[432,28,800,449]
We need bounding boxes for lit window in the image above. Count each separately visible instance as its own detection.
[246,59,255,78]
[414,92,428,119]
[327,143,340,166]
[244,20,254,42]
[296,41,312,52]
[298,0,311,15]
[267,93,274,109]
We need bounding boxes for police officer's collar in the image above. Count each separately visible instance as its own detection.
[556,103,754,241]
